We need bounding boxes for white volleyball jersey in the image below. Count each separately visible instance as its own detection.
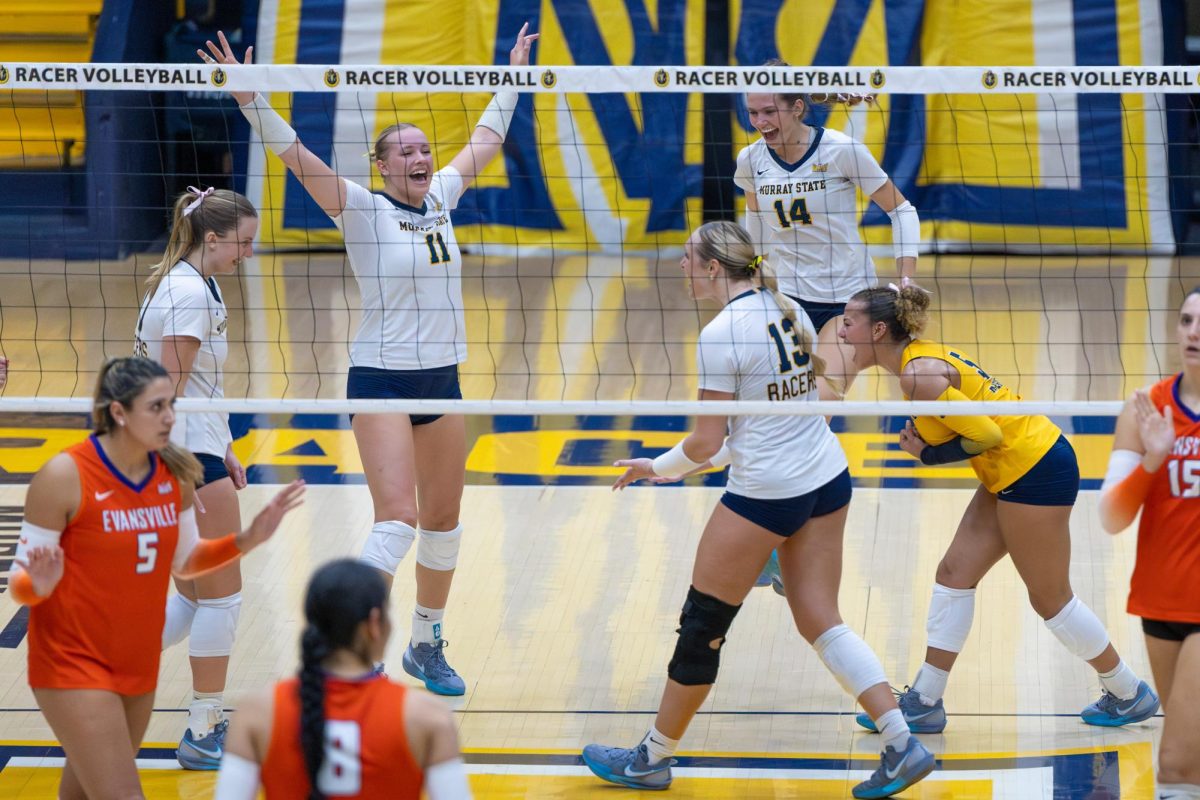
[334,168,466,370]
[734,127,889,303]
[697,289,848,499]
[134,261,232,458]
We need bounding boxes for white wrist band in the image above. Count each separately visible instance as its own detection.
[708,442,732,469]
[476,92,518,139]
[652,442,704,478]
[887,200,920,259]
[239,93,298,156]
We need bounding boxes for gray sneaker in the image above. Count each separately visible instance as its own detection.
[855,686,947,734]
[1080,680,1160,727]
[402,640,465,696]
[582,742,674,790]
[852,737,936,799]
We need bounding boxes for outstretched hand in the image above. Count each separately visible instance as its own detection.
[198,30,255,106]
[1133,388,1175,463]
[612,457,656,491]
[510,22,540,67]
[235,479,306,552]
[16,545,64,598]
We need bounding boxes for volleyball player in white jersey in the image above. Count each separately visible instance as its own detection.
[134,186,257,769]
[582,221,933,799]
[201,25,538,695]
[736,62,919,399]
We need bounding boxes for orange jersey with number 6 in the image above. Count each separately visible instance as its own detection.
[26,436,181,695]
[261,675,423,799]
[1129,375,1200,623]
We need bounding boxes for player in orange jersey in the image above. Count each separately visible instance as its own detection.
[1100,287,1200,800]
[11,356,305,800]
[213,559,468,800]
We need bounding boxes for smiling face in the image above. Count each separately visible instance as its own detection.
[204,216,257,275]
[746,92,805,148]
[108,375,176,451]
[1179,292,1200,369]
[375,126,435,204]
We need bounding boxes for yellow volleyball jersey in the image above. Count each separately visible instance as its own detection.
[900,340,1061,493]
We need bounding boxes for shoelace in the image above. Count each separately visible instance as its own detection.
[423,639,458,679]
[1094,690,1120,711]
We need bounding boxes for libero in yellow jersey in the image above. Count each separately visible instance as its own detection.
[835,285,1160,736]
[897,339,1059,493]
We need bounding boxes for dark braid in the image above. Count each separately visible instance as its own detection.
[298,559,389,799]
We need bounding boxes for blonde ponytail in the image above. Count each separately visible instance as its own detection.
[146,188,257,302]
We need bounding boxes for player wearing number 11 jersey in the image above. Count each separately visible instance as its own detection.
[1100,288,1200,799]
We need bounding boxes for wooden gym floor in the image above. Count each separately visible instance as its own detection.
[0,251,1197,798]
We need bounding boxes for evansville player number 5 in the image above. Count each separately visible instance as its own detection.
[135,532,158,574]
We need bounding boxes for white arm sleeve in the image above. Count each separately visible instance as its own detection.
[1101,449,1143,492]
[709,440,732,469]
[171,506,200,573]
[886,200,921,259]
[239,94,298,156]
[425,757,472,799]
[12,520,63,582]
[212,752,261,800]
[475,92,518,139]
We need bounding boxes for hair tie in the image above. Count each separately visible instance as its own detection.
[182,185,215,217]
[747,254,763,272]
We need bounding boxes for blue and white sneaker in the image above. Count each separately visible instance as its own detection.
[176,719,228,771]
[753,551,782,587]
[582,742,674,790]
[1081,680,1160,726]
[855,686,947,734]
[402,640,465,696]
[852,737,936,799]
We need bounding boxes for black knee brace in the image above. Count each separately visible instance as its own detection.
[667,586,741,686]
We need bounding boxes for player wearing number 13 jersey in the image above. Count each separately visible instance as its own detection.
[10,357,304,800]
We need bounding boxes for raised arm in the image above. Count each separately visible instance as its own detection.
[447,23,539,188]
[1099,389,1175,534]
[201,31,347,216]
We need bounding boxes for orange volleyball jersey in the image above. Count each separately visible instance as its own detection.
[27,436,182,695]
[1129,375,1200,623]
[262,675,423,799]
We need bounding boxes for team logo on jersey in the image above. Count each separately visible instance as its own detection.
[811,163,828,173]
[216,318,227,335]
[324,69,340,88]
[654,69,670,88]
[870,69,886,90]
[210,67,227,87]
[982,70,997,90]
[0,66,9,85]
[540,69,557,89]
[158,481,172,494]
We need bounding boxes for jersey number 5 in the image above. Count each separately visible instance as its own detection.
[1168,459,1200,498]
[425,233,451,265]
[135,532,158,574]
[318,720,363,793]
[773,198,813,228]
[768,318,811,374]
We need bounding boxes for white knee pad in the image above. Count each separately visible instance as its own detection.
[1158,783,1200,800]
[1045,596,1110,662]
[416,524,462,571]
[926,584,976,653]
[359,520,416,576]
[189,593,242,658]
[163,593,199,650]
[813,624,888,699]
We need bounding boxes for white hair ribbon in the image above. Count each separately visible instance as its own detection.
[182,185,215,217]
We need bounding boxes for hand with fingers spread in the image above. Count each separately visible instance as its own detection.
[1133,388,1176,469]
[198,30,255,106]
[16,545,64,598]
[509,22,540,66]
[612,458,656,491]
[234,479,306,552]
[898,419,928,459]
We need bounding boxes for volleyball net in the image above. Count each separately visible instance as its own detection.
[0,64,1197,415]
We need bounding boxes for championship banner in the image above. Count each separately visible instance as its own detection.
[226,0,1176,253]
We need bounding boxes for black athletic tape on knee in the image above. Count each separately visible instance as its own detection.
[667,586,741,686]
